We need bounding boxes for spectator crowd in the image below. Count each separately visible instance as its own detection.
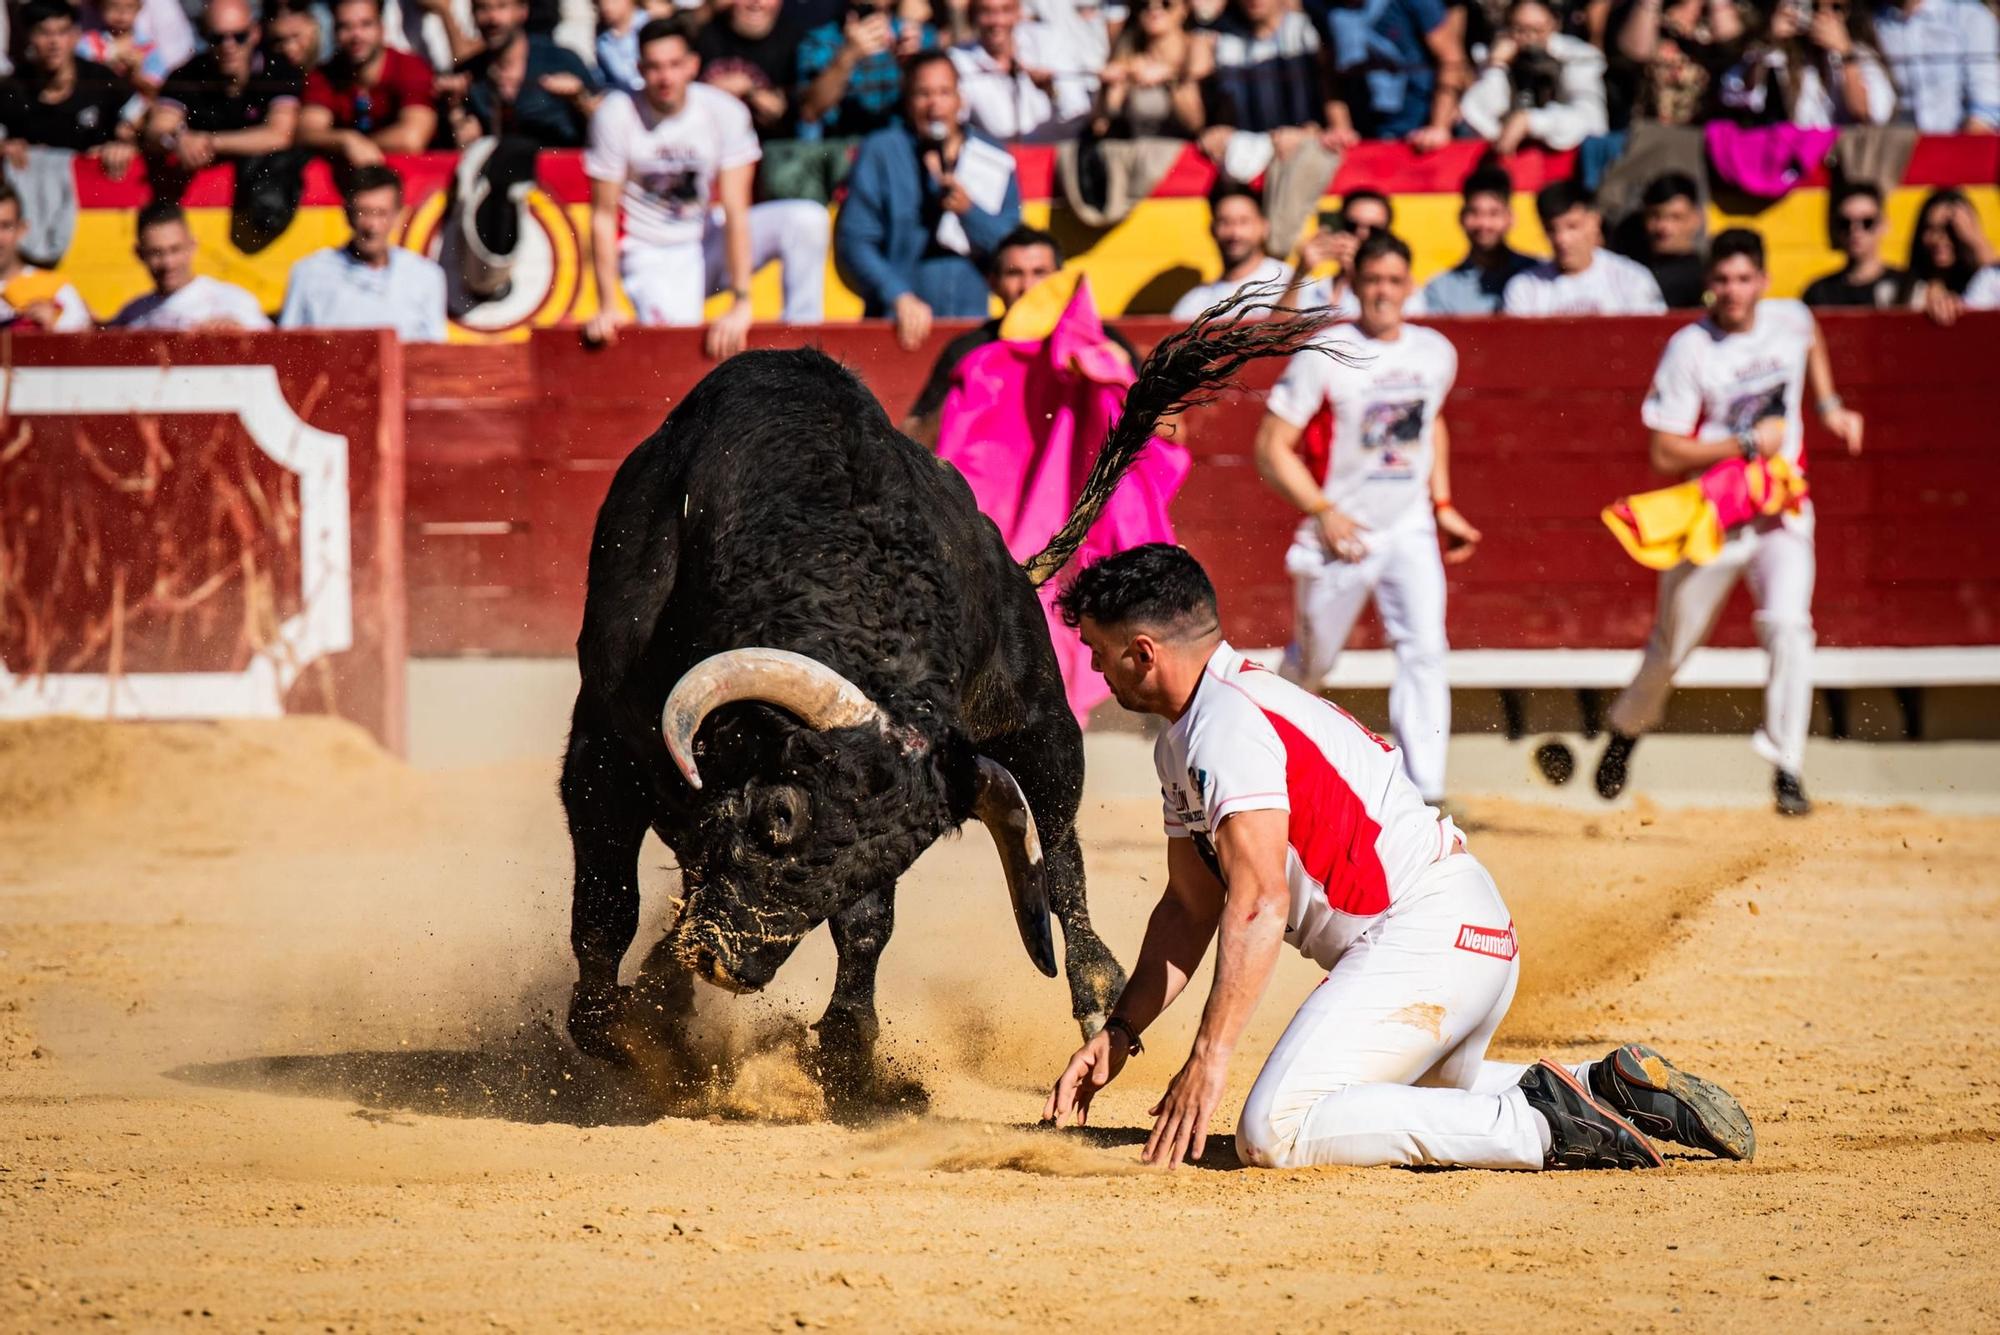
[0,0,1994,336]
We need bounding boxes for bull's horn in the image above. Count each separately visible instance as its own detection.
[973,757,1057,979]
[662,648,883,790]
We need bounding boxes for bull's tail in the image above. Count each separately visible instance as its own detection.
[1022,283,1339,588]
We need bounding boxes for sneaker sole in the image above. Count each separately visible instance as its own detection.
[1540,1059,1665,1169]
[1612,1045,1757,1162]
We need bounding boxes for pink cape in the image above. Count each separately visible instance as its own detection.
[936,276,1190,726]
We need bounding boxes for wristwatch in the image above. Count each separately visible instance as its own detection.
[1102,1014,1144,1057]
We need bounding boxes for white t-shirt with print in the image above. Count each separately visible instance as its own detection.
[584,83,760,253]
[1501,248,1667,316]
[1265,321,1458,541]
[1155,641,1459,969]
[1642,298,1816,469]
[111,275,271,331]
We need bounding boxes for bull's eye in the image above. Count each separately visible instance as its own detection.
[762,786,810,849]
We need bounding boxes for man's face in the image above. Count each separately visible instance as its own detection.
[1211,196,1269,268]
[1545,204,1600,272]
[1832,194,1883,263]
[1239,0,1280,24]
[266,12,318,69]
[1075,618,1154,713]
[639,34,699,107]
[26,15,77,73]
[989,241,1057,308]
[906,60,961,132]
[1507,0,1556,49]
[206,0,259,77]
[731,0,780,38]
[596,0,636,29]
[974,0,1020,48]
[333,1,385,65]
[1460,192,1512,253]
[100,0,140,34]
[0,201,24,271]
[1644,194,1702,256]
[136,219,196,291]
[473,0,528,47]
[1706,253,1767,325]
[1355,252,1411,328]
[1343,195,1390,241]
[346,185,400,261]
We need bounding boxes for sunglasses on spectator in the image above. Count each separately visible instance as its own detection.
[209,27,254,44]
[1138,0,1178,11]
[1833,213,1879,234]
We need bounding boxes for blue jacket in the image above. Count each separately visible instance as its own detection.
[835,123,1022,319]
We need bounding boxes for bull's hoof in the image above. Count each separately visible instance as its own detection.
[810,1030,929,1124]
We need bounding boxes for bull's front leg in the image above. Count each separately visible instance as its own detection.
[813,888,927,1118]
[1044,821,1127,1039]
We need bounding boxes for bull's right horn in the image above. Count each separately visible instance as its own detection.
[662,648,883,790]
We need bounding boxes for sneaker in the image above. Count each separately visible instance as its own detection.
[1518,1059,1664,1170]
[1590,1043,1756,1161]
[1594,732,1638,801]
[1774,770,1812,817]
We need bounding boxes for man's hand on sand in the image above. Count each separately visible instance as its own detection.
[1044,1027,1128,1127]
[1144,1051,1229,1168]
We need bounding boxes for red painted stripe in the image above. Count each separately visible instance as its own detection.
[1256,705,1391,920]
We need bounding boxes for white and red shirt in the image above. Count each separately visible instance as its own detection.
[1642,297,1816,470]
[1155,642,1460,969]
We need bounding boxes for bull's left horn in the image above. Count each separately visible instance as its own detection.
[973,757,1057,979]
[662,648,883,790]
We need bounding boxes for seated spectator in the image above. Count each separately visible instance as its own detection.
[1802,180,1906,308]
[596,0,648,92]
[903,226,1136,444]
[1614,0,1745,127]
[1459,0,1607,152]
[1091,0,1212,139]
[797,0,935,140]
[1283,187,1391,316]
[1503,179,1667,314]
[0,0,139,182]
[1873,0,1999,132]
[81,0,197,75]
[279,164,447,341]
[951,0,1095,142]
[1719,0,1895,126]
[445,0,603,150]
[1419,164,1537,314]
[143,0,304,252]
[0,179,89,328]
[301,0,439,171]
[581,16,826,357]
[76,0,167,95]
[264,0,323,81]
[834,49,1021,349]
[1203,0,1349,179]
[1904,187,1998,327]
[1311,0,1467,149]
[1626,170,1705,308]
[697,0,803,139]
[1170,182,1290,318]
[110,200,271,329]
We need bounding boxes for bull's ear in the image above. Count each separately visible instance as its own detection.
[971,758,1058,978]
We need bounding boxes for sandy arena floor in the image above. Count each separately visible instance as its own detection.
[2,717,1997,1332]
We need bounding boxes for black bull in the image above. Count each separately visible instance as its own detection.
[558,294,1332,1096]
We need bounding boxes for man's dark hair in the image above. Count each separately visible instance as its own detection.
[0,180,22,218]
[1461,165,1512,208]
[342,163,405,205]
[637,13,700,51]
[902,48,957,88]
[330,0,386,13]
[20,0,77,32]
[135,200,188,235]
[1707,227,1765,272]
[1055,544,1218,634]
[1354,231,1413,272]
[1207,180,1264,217]
[1342,187,1393,227]
[263,0,319,23]
[990,225,1062,272]
[1535,179,1596,227]
[1641,171,1700,210]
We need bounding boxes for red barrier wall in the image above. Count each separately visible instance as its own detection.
[402,312,1998,660]
[0,331,408,751]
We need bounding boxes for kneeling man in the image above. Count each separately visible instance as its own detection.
[1044,544,1754,1171]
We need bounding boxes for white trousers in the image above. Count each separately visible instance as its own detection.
[1606,514,1817,774]
[620,199,828,327]
[1281,518,1450,801]
[1236,855,1552,1170]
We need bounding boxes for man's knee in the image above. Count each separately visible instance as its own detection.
[1752,607,1815,651]
[1234,1087,1310,1169]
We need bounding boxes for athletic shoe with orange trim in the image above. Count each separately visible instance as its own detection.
[1590,1043,1757,1161]
[1519,1059,1665,1170]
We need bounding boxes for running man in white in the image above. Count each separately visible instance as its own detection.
[1043,544,1755,1172]
[1595,228,1866,817]
[582,14,827,358]
[1252,233,1481,805]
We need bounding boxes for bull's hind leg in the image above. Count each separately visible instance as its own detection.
[813,888,927,1118]
[1042,820,1127,1038]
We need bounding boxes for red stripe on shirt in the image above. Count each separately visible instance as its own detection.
[1256,707,1391,919]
